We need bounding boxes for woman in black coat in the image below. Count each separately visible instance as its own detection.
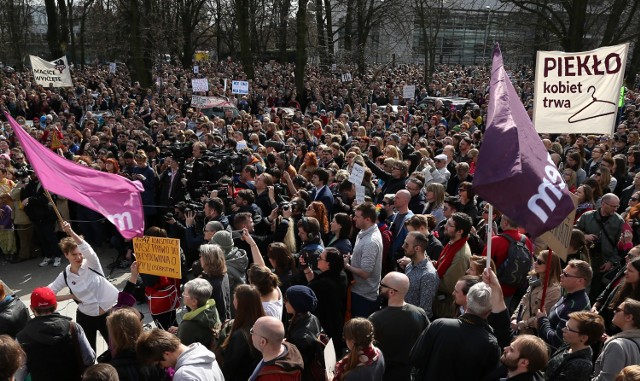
[305,247,348,356]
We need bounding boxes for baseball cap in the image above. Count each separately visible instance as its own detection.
[31,287,57,309]
[434,154,447,161]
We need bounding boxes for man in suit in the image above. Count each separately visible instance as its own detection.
[310,168,334,218]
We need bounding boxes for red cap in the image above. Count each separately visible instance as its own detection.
[31,287,57,309]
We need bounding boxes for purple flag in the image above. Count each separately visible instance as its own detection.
[5,112,145,239]
[472,44,574,238]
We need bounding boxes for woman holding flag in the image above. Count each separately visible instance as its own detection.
[47,220,119,352]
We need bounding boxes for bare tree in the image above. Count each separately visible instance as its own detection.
[175,0,216,68]
[44,0,70,59]
[502,0,640,52]
[0,0,34,68]
[236,0,254,77]
[295,0,308,109]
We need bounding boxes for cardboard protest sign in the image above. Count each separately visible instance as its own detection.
[133,236,181,278]
[232,80,249,94]
[533,43,628,134]
[540,194,578,261]
[403,85,416,99]
[192,78,208,92]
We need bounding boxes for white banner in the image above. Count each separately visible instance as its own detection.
[232,80,249,94]
[533,43,629,134]
[109,63,116,74]
[30,55,73,87]
[191,78,208,92]
[191,95,235,109]
[341,73,352,83]
[403,85,416,99]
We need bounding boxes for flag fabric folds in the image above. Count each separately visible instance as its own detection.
[472,44,574,238]
[6,112,145,239]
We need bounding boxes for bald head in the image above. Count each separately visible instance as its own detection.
[395,190,411,207]
[382,271,410,295]
[254,316,284,346]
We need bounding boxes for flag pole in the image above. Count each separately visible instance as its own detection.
[486,204,493,269]
[540,248,553,309]
[43,188,64,224]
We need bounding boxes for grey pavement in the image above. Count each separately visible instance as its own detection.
[0,245,166,355]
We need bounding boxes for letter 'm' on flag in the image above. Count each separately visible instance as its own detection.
[29,55,73,87]
[5,112,144,238]
[472,44,574,238]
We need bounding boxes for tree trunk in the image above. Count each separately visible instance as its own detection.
[57,0,69,56]
[295,0,308,110]
[626,32,640,86]
[67,0,76,65]
[315,0,327,66]
[323,0,334,63]
[249,0,259,60]
[45,0,62,58]
[563,1,587,52]
[236,0,254,78]
[277,0,289,63]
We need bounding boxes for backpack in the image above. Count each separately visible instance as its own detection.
[496,234,532,286]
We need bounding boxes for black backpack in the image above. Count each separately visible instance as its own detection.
[496,234,532,286]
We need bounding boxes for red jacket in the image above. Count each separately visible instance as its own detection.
[481,229,534,297]
[255,342,304,381]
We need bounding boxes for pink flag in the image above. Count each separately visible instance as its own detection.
[5,112,145,238]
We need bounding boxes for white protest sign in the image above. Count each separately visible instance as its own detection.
[403,85,416,99]
[223,79,227,93]
[341,73,352,82]
[355,185,366,205]
[349,163,365,186]
[191,78,208,92]
[533,43,629,134]
[331,64,337,71]
[324,339,336,381]
[109,63,116,74]
[193,65,199,74]
[232,80,249,94]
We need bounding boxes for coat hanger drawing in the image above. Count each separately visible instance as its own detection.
[568,86,617,124]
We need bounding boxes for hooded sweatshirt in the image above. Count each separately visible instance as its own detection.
[174,342,224,381]
[177,299,221,347]
[16,313,96,381]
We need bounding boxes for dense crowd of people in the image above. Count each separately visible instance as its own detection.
[1,58,640,380]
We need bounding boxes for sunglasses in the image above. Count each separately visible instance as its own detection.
[535,258,545,265]
[632,198,640,202]
[379,281,398,292]
[595,172,602,176]
[561,270,582,279]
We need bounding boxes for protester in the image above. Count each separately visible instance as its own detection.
[47,220,119,351]
[136,328,224,381]
[333,317,385,381]
[17,286,96,381]
[249,316,304,381]
[0,280,29,337]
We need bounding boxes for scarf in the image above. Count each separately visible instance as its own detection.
[333,345,380,381]
[437,237,468,279]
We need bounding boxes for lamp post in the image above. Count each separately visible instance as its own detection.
[483,5,492,59]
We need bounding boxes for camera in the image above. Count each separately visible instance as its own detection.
[279,202,291,212]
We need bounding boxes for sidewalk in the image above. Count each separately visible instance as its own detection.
[0,245,157,355]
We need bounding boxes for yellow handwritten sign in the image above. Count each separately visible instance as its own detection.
[133,236,181,279]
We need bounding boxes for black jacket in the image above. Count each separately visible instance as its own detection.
[410,313,500,381]
[109,348,168,381]
[0,295,30,338]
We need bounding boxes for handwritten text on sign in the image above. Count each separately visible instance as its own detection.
[133,236,181,279]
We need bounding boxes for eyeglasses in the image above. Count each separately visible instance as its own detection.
[561,270,583,279]
[249,326,268,341]
[562,324,580,334]
[535,258,545,265]
[595,172,602,176]
[379,281,398,292]
[614,306,629,315]
[632,198,639,202]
